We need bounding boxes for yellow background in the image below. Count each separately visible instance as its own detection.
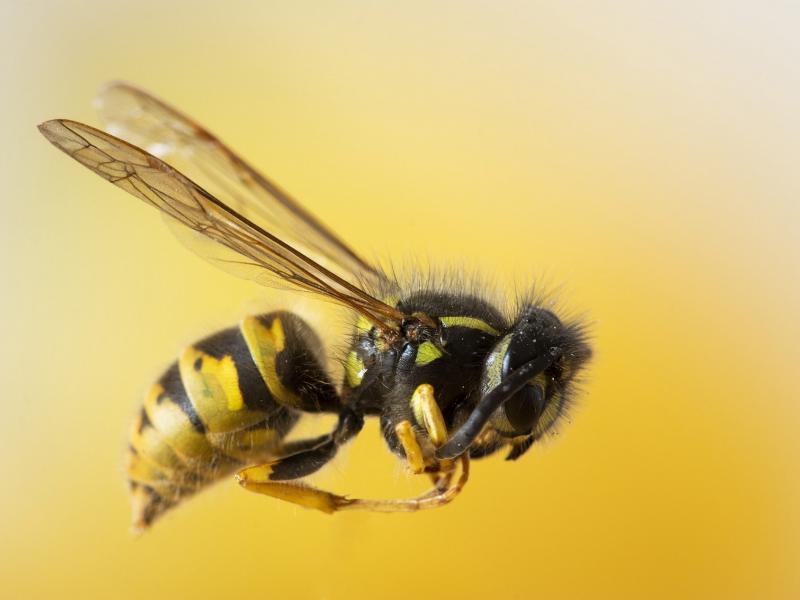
[2,2,798,598]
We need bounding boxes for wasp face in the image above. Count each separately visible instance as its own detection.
[481,306,591,441]
[436,304,591,461]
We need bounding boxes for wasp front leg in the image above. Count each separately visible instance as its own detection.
[394,420,426,474]
[397,383,452,476]
[410,383,448,448]
[395,384,463,498]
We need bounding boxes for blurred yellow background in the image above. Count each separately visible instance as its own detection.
[2,2,798,598]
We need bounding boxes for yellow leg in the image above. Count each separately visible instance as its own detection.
[235,472,352,514]
[411,383,448,447]
[411,383,455,485]
[395,420,425,474]
[340,383,469,510]
[236,455,469,514]
[236,385,471,514]
[397,384,451,475]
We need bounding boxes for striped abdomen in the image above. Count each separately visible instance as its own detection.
[126,311,339,530]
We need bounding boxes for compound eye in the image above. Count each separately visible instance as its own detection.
[502,384,545,434]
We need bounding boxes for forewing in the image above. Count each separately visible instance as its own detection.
[38,119,404,331]
[94,81,386,287]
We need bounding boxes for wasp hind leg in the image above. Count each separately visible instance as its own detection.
[237,385,470,514]
[234,475,356,514]
[337,454,470,512]
[236,454,469,514]
[236,410,365,512]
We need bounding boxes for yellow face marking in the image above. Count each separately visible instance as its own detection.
[345,351,367,387]
[482,334,512,394]
[240,316,301,407]
[415,341,443,366]
[395,420,425,474]
[440,316,500,337]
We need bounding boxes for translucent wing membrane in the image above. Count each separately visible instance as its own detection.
[38,119,404,332]
[94,82,386,287]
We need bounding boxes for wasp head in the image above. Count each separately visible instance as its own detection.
[485,306,591,440]
[436,305,591,460]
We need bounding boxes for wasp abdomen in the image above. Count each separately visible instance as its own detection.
[126,311,340,530]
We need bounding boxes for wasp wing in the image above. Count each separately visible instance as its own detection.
[94,81,386,288]
[38,119,404,332]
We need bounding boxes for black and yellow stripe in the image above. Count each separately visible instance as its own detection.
[126,311,340,531]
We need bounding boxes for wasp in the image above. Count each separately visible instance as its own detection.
[39,83,591,531]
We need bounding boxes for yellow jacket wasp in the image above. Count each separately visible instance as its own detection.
[39,83,591,530]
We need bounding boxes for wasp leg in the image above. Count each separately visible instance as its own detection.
[237,455,470,514]
[238,387,471,515]
[274,432,332,458]
[237,409,362,484]
[234,477,355,514]
[423,462,457,497]
[384,385,450,478]
[395,420,425,474]
[410,383,448,447]
[409,383,457,489]
[394,384,458,492]
[236,411,363,514]
[338,455,470,512]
